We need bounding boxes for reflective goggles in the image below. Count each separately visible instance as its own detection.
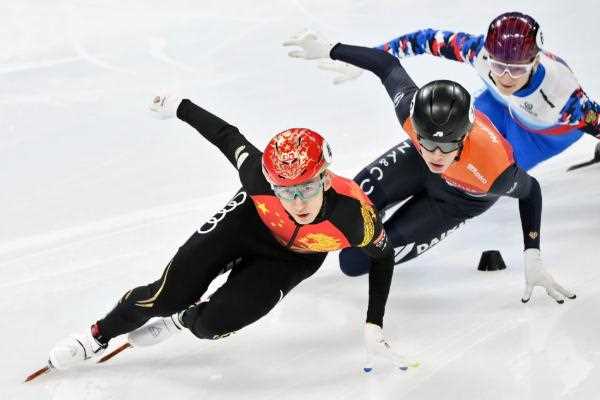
[418,136,463,154]
[487,58,535,79]
[272,176,324,201]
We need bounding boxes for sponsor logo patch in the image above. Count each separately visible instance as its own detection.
[585,110,598,124]
[393,92,405,107]
[506,182,518,195]
[212,331,236,340]
[359,142,412,196]
[373,230,387,249]
[198,191,247,234]
[520,101,538,117]
[416,222,466,255]
[234,145,249,169]
[393,222,466,264]
[394,243,415,263]
[467,163,488,184]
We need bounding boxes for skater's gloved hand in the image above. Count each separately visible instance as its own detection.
[149,94,182,119]
[283,30,362,85]
[363,323,418,372]
[316,59,363,85]
[522,248,576,304]
[283,29,335,60]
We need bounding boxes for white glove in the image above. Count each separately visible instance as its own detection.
[283,29,335,60]
[283,30,363,85]
[363,323,418,372]
[149,94,182,119]
[522,248,576,304]
[317,59,363,85]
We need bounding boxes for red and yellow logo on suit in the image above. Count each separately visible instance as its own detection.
[250,172,376,253]
[252,195,296,242]
[251,195,351,252]
[295,227,348,252]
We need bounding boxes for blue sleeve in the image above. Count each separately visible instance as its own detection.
[559,88,600,138]
[376,28,485,66]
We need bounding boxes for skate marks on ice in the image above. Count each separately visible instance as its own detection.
[364,275,600,400]
[13,187,600,399]
[145,17,274,82]
[60,1,281,79]
[61,2,137,76]
[0,57,83,75]
[0,193,232,291]
[0,193,230,260]
[17,269,600,400]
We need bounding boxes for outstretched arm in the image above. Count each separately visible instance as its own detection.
[490,165,541,250]
[376,28,485,67]
[560,88,600,139]
[175,99,262,168]
[350,204,418,371]
[329,43,419,126]
[490,165,576,303]
[150,95,265,191]
[356,212,394,328]
[283,29,483,85]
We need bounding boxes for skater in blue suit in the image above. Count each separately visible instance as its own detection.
[325,12,600,170]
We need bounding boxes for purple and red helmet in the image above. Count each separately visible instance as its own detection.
[485,12,543,63]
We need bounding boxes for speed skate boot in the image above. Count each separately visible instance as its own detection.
[127,313,184,347]
[48,323,108,370]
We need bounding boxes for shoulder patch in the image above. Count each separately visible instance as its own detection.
[235,145,249,169]
[358,203,377,247]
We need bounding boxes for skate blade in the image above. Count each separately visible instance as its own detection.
[97,342,132,363]
[24,364,52,382]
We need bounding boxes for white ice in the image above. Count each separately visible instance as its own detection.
[2,1,599,399]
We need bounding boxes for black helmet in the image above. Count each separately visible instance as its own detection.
[410,80,474,152]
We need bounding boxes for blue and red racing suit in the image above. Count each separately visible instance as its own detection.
[377,28,600,170]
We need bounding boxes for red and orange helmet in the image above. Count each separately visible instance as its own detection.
[262,128,332,186]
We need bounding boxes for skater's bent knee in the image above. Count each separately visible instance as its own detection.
[181,303,236,340]
[339,248,370,277]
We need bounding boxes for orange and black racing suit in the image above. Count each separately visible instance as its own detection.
[328,44,542,274]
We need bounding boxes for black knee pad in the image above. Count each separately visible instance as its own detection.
[339,248,371,276]
[181,303,238,340]
[181,303,218,339]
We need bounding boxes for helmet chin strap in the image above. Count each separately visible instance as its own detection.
[453,133,469,161]
[454,142,465,162]
[317,171,329,219]
[313,188,328,222]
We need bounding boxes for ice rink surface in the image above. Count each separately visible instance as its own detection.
[2,1,599,399]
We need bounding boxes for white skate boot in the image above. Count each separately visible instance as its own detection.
[127,313,184,347]
[48,325,107,370]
